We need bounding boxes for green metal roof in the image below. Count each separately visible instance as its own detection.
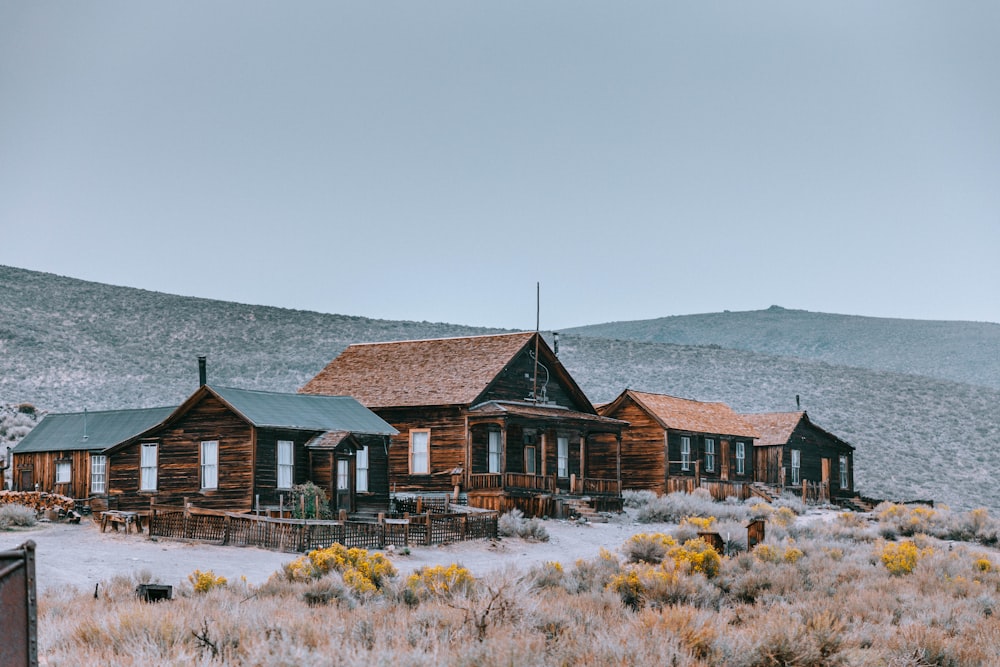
[209,386,397,436]
[12,406,176,454]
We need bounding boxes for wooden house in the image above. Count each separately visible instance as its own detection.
[300,332,627,515]
[10,407,175,506]
[598,390,758,499]
[103,385,397,515]
[742,411,855,497]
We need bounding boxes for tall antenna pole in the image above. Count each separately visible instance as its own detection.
[532,282,540,402]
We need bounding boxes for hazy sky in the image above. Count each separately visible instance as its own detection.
[2,2,998,330]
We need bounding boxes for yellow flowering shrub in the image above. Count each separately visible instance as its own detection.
[783,546,804,563]
[188,569,227,593]
[773,506,797,528]
[974,556,993,573]
[877,539,933,576]
[406,563,476,600]
[754,544,778,563]
[667,538,721,578]
[282,543,397,595]
[682,516,716,531]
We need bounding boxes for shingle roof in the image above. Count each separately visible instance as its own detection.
[209,386,397,435]
[740,412,804,446]
[12,407,176,454]
[609,390,758,438]
[300,332,537,408]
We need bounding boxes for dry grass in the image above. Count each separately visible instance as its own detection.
[33,504,1000,666]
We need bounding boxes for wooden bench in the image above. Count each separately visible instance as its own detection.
[100,510,144,534]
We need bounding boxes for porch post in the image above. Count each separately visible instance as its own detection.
[501,424,507,476]
[579,433,586,481]
[616,434,622,493]
[464,416,471,488]
[540,431,547,478]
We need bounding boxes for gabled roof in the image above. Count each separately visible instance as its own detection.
[602,390,758,439]
[103,385,397,455]
[300,332,550,408]
[12,407,176,454]
[468,400,628,428]
[741,411,854,450]
[740,412,805,446]
[209,386,397,435]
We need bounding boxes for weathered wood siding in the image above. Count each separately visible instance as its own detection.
[357,438,390,514]
[603,400,667,493]
[667,432,753,482]
[754,445,784,485]
[109,395,256,512]
[480,347,591,412]
[254,428,322,507]
[374,406,466,493]
[782,422,854,494]
[12,450,95,501]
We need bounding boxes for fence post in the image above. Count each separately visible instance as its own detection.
[425,512,432,546]
[802,480,808,503]
[461,515,467,541]
[222,514,230,546]
[416,496,423,514]
[183,497,190,539]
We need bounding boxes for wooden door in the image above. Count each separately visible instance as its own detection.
[334,456,354,514]
[19,468,33,491]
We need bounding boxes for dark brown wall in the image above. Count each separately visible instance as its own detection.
[667,431,753,483]
[375,405,466,493]
[782,421,854,493]
[109,395,255,512]
[480,348,590,412]
[254,428,322,507]
[12,450,95,500]
[604,400,667,493]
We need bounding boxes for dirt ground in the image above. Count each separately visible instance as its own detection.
[0,510,839,594]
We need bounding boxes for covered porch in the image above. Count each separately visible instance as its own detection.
[462,401,625,512]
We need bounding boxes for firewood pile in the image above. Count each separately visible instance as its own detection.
[0,490,76,513]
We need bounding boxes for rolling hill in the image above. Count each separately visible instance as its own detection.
[564,306,1000,390]
[2,264,998,511]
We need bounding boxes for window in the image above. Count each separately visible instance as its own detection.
[735,441,746,475]
[140,443,158,491]
[680,436,691,471]
[487,431,501,474]
[524,445,536,474]
[791,449,801,485]
[90,455,106,494]
[705,438,716,473]
[277,440,294,489]
[201,440,218,490]
[337,459,350,491]
[409,429,430,475]
[557,436,569,478]
[356,446,369,493]
[55,461,71,484]
[839,455,849,490]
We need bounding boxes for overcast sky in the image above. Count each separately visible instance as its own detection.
[2,2,998,330]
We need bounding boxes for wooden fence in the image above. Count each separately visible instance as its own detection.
[147,502,497,553]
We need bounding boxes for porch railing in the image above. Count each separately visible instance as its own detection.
[466,473,619,496]
[570,476,621,496]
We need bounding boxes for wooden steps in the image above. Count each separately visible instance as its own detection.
[837,496,875,513]
[749,483,781,503]
[564,498,608,523]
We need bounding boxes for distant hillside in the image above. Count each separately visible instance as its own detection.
[2,265,999,511]
[564,306,1000,390]
[0,265,498,411]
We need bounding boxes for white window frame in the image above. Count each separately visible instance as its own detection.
[487,431,501,474]
[140,443,158,492]
[201,440,219,490]
[277,440,294,489]
[409,429,430,475]
[90,455,107,494]
[557,436,569,478]
[336,458,351,491]
[356,446,369,493]
[55,460,71,484]
[704,438,716,473]
[524,445,536,474]
[791,449,801,486]
[839,455,848,489]
[735,441,746,475]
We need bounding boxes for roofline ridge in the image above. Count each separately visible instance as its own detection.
[628,389,731,407]
[40,405,178,417]
[344,331,533,348]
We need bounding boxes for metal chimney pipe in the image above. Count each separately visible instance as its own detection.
[198,356,207,386]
